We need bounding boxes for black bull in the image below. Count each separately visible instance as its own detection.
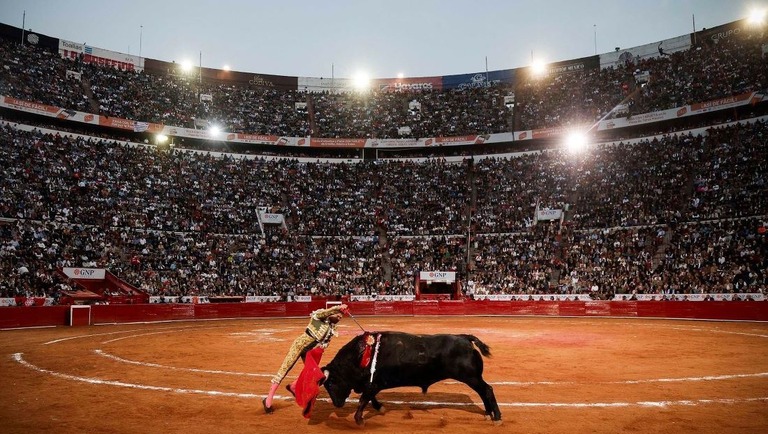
[321,332,501,425]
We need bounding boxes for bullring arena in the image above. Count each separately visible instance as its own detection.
[1,5,768,434]
[2,313,768,434]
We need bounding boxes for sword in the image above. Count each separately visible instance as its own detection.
[345,310,367,333]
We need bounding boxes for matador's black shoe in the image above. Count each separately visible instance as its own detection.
[262,398,274,414]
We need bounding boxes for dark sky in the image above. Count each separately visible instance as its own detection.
[0,0,759,78]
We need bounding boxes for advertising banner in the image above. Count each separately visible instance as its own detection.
[536,209,563,221]
[599,34,691,69]
[514,130,533,141]
[309,137,367,148]
[236,72,297,89]
[374,76,443,92]
[546,55,600,75]
[368,138,420,148]
[597,92,764,131]
[100,117,163,133]
[298,76,354,93]
[59,39,145,71]
[1,96,65,117]
[245,296,282,303]
[226,133,276,144]
[62,267,106,280]
[422,134,491,147]
[532,126,572,140]
[688,92,764,114]
[0,23,60,51]
[259,213,285,224]
[695,19,746,46]
[473,294,592,301]
[442,69,515,90]
[419,271,456,283]
[349,295,416,301]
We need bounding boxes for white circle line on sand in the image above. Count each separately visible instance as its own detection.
[43,325,218,345]
[44,329,147,345]
[44,322,768,388]
[11,353,768,409]
[94,349,275,378]
[101,330,193,344]
[93,346,768,386]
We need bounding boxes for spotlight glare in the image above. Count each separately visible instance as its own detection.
[748,8,766,25]
[223,64,231,71]
[565,131,588,153]
[397,72,405,79]
[209,126,221,137]
[156,134,168,143]
[531,59,548,76]
[352,72,371,91]
[180,60,193,73]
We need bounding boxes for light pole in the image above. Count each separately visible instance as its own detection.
[594,24,597,55]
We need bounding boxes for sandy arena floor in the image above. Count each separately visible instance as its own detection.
[1,316,767,433]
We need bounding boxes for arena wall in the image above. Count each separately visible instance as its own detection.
[1,301,767,329]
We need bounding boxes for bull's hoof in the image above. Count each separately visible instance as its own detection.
[262,398,274,414]
[354,415,365,426]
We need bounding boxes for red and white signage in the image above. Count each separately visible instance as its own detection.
[419,271,456,283]
[59,39,145,71]
[62,267,106,280]
[473,294,593,301]
[536,209,563,221]
[259,213,285,224]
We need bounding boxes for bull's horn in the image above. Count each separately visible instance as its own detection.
[323,369,330,379]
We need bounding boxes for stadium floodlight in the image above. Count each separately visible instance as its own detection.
[156,134,168,144]
[748,8,766,25]
[565,131,588,153]
[209,126,221,137]
[352,71,371,91]
[397,72,405,79]
[223,64,231,71]
[180,60,194,73]
[531,59,548,76]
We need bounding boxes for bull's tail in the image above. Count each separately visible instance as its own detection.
[461,334,492,357]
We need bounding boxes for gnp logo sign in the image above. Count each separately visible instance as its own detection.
[259,213,285,224]
[420,271,456,282]
[63,267,106,280]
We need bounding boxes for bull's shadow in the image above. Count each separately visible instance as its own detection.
[308,391,483,426]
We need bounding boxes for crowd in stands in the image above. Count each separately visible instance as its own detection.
[1,22,766,303]
[515,27,767,130]
[0,118,765,302]
[0,39,90,112]
[1,25,765,138]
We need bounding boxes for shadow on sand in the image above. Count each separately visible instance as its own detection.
[308,391,484,427]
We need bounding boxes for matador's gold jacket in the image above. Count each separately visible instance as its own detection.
[305,305,345,346]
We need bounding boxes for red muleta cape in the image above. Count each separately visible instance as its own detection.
[293,346,326,419]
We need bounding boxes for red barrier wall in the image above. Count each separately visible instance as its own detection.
[1,301,767,329]
[0,306,70,328]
